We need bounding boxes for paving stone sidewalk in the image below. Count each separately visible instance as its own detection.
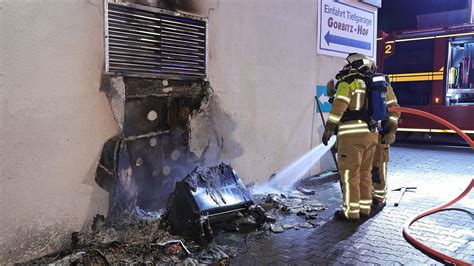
[231,144,474,265]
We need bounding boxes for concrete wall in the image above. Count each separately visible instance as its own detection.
[0,0,376,263]
[0,0,118,263]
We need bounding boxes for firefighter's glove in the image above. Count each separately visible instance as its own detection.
[384,122,398,135]
[322,122,337,146]
[382,133,396,145]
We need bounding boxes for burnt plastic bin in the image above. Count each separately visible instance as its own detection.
[167,163,258,244]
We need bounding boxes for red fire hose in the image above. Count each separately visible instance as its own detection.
[389,107,474,266]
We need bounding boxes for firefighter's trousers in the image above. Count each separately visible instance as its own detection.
[372,136,390,203]
[337,133,378,219]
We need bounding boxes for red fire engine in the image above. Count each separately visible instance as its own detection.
[377,24,474,142]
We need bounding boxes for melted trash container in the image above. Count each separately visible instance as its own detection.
[166,163,265,244]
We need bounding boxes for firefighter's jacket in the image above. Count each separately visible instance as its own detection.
[327,73,371,136]
[327,73,400,135]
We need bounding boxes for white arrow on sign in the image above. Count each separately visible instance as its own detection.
[318,93,329,104]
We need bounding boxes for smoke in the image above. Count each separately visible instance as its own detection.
[252,136,337,194]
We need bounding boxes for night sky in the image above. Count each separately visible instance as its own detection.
[378,0,470,32]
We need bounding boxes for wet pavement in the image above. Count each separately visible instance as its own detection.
[230,144,474,265]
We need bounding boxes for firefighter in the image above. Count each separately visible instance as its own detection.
[322,53,379,221]
[372,82,400,208]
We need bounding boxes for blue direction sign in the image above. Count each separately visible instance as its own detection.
[317,0,376,58]
[316,85,331,113]
[324,31,371,50]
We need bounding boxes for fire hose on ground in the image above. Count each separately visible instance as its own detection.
[389,107,474,266]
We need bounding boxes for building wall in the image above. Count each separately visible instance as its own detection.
[0,0,376,263]
[0,0,118,263]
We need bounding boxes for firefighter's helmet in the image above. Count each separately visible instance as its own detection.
[344,53,376,74]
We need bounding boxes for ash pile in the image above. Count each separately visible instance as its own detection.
[28,216,240,265]
[27,164,264,264]
[27,164,331,264]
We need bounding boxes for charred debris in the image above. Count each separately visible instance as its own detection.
[28,160,331,264]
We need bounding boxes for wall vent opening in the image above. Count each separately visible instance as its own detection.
[104,1,207,80]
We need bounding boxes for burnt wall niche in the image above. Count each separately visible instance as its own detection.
[97,76,213,227]
[97,0,217,228]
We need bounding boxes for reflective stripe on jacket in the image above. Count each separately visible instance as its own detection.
[328,73,370,135]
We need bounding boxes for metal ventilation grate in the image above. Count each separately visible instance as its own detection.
[104,1,207,79]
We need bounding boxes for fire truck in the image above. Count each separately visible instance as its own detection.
[377,24,474,142]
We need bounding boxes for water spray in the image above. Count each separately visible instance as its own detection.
[252,136,336,194]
